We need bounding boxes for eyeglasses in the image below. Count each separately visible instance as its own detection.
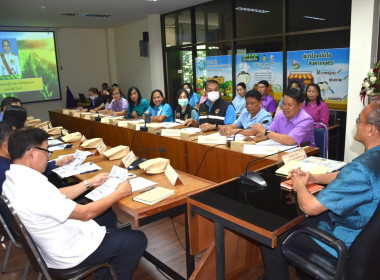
[356,116,374,125]
[30,146,53,158]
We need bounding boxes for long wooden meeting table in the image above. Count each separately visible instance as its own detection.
[49,111,319,183]
[50,141,214,280]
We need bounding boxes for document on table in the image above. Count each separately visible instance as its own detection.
[52,150,94,178]
[56,151,93,159]
[85,165,138,201]
[53,162,102,178]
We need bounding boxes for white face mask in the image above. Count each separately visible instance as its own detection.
[207,91,220,102]
[185,88,191,93]
[90,95,96,101]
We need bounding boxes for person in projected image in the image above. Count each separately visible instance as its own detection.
[0,39,21,76]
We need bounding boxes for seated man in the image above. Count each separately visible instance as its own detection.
[3,127,147,279]
[251,88,315,146]
[0,96,21,121]
[257,80,276,117]
[260,102,380,280]
[183,80,236,132]
[220,90,272,137]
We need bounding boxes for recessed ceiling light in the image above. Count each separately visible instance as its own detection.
[235,7,270,13]
[146,0,157,2]
[303,15,326,21]
[41,5,47,10]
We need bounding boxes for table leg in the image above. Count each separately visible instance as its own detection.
[215,222,225,280]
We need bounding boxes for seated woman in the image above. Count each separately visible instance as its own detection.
[146,89,173,122]
[182,83,200,110]
[79,87,103,113]
[99,86,128,116]
[126,86,150,118]
[251,88,315,146]
[232,82,247,117]
[175,89,198,122]
[302,83,329,127]
[275,80,303,115]
[221,90,272,136]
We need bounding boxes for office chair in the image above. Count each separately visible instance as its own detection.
[0,212,30,279]
[313,122,328,158]
[282,200,380,280]
[0,195,118,280]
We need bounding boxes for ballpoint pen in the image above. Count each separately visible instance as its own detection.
[140,187,155,193]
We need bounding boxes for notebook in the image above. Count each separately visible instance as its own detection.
[133,187,175,205]
[280,179,324,194]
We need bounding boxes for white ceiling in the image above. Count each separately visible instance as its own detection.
[0,0,211,29]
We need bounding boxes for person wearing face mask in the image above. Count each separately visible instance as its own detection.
[175,89,198,122]
[183,80,236,132]
[79,87,103,112]
[232,82,247,117]
[182,83,200,110]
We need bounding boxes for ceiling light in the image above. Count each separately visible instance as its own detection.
[235,7,270,13]
[303,15,326,21]
[61,13,111,18]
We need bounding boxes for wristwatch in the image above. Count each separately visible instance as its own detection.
[215,123,219,130]
[83,180,91,190]
[264,128,271,136]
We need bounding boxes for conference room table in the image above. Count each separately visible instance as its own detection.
[50,142,214,280]
[49,110,320,183]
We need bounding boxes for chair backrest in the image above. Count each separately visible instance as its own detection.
[347,200,380,279]
[329,111,338,127]
[79,93,86,103]
[0,195,51,280]
[313,122,328,158]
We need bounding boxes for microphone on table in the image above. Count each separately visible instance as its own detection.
[239,141,311,188]
[140,111,151,132]
[95,111,101,122]
[227,119,269,147]
[128,147,167,170]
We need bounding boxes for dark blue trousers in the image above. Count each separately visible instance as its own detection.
[73,229,147,280]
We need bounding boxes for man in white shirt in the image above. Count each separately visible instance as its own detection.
[3,127,147,279]
[0,39,21,76]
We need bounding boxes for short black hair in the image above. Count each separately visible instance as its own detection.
[204,80,220,90]
[177,89,189,100]
[284,88,304,104]
[8,127,49,160]
[258,80,269,88]
[287,80,303,91]
[245,90,262,101]
[149,89,167,108]
[88,87,100,96]
[1,97,21,112]
[3,106,27,129]
[237,82,247,89]
[0,122,13,146]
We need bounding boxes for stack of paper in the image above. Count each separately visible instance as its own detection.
[53,150,97,178]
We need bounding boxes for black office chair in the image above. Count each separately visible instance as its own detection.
[282,200,380,280]
[0,195,118,280]
[0,211,30,279]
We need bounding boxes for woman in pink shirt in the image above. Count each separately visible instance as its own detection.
[302,83,329,127]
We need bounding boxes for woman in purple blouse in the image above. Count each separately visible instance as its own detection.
[302,83,329,127]
[100,86,129,116]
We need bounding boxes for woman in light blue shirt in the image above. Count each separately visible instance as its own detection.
[183,83,200,110]
[232,82,247,116]
[147,89,173,122]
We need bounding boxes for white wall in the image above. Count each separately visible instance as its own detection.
[113,19,152,100]
[344,0,379,162]
[25,28,111,121]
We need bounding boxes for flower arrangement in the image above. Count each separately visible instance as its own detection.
[360,61,380,104]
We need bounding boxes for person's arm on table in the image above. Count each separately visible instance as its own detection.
[290,169,328,216]
[59,173,109,200]
[252,123,297,145]
[69,180,131,221]
[287,169,339,185]
[151,115,167,122]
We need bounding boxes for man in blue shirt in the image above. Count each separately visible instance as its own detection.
[183,80,236,132]
[0,96,21,122]
[220,90,272,137]
[261,101,380,280]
